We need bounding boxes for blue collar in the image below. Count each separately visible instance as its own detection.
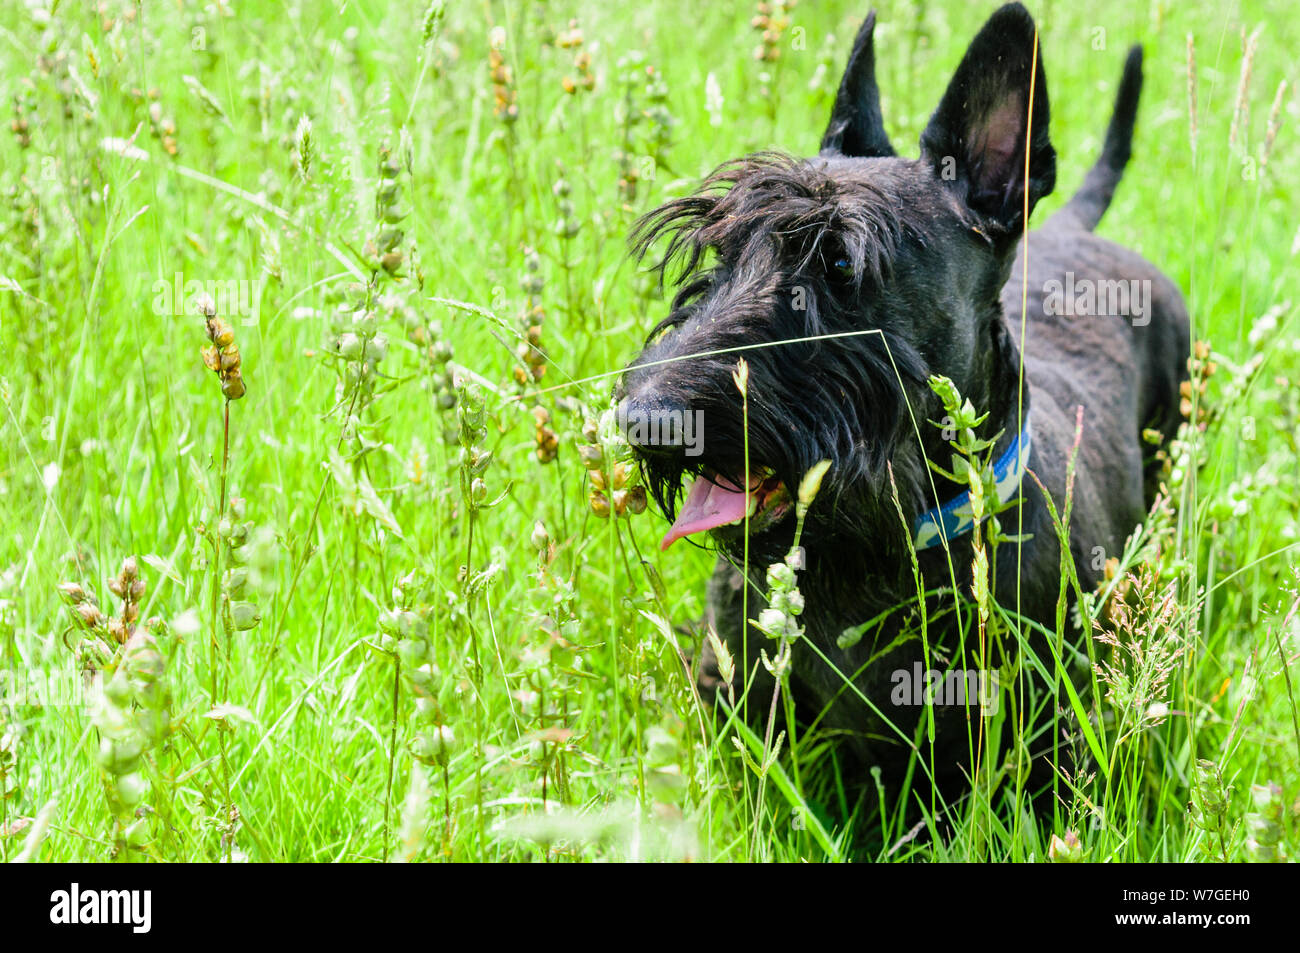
[912,413,1032,552]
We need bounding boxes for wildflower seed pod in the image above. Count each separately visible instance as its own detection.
[123,632,164,682]
[223,567,249,596]
[229,601,262,630]
[94,687,133,737]
[337,332,365,361]
[115,771,148,808]
[76,639,111,676]
[1048,831,1083,862]
[557,21,584,48]
[58,581,90,606]
[122,816,151,848]
[1197,762,1225,809]
[125,646,168,716]
[530,520,549,552]
[535,431,558,464]
[378,205,407,229]
[400,609,429,639]
[766,562,796,592]
[375,149,404,206]
[411,724,455,766]
[409,730,440,765]
[377,608,401,635]
[407,663,441,697]
[515,689,540,716]
[227,521,250,548]
[397,638,427,670]
[351,307,380,337]
[74,601,105,630]
[1244,783,1284,861]
[97,734,144,775]
[757,607,797,643]
[104,669,132,706]
[626,485,648,515]
[576,53,595,91]
[209,320,234,348]
[134,708,170,745]
[589,490,610,518]
[457,388,487,444]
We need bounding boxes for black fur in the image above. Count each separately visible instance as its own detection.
[618,4,1189,798]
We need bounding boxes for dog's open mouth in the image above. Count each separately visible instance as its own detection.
[660,468,791,550]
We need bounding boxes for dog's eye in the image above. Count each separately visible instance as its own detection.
[832,257,854,278]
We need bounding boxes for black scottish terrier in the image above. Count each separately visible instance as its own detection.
[618,4,1189,795]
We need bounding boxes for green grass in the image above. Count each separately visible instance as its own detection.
[0,0,1297,862]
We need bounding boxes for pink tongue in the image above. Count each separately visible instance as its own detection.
[660,475,753,550]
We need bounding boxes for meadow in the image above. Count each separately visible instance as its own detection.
[0,0,1297,862]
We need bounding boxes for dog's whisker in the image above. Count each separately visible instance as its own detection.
[503,328,887,404]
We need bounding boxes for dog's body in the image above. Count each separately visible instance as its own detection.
[619,5,1189,790]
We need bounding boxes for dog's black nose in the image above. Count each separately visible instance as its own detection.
[618,394,697,457]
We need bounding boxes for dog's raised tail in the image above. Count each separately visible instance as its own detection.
[1056,45,1143,232]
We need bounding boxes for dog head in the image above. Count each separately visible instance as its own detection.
[619,4,1054,562]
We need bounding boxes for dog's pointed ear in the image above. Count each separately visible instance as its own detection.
[820,10,895,158]
[919,2,1055,232]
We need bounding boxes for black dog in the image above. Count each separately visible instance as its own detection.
[618,4,1189,794]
